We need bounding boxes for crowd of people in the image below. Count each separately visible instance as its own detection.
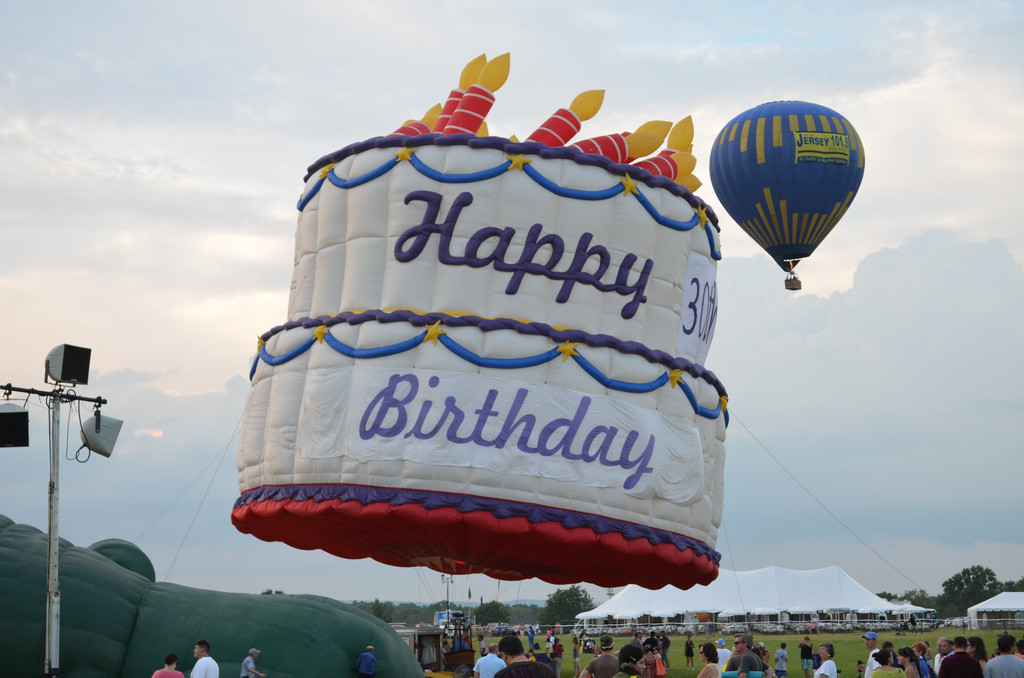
[494,629,1024,678]
[154,628,1024,678]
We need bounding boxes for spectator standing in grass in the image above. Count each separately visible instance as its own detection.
[874,650,901,678]
[697,643,720,678]
[863,632,882,678]
[898,646,924,678]
[967,638,989,674]
[725,634,763,678]
[939,637,982,678]
[799,637,815,678]
[775,643,790,678]
[816,643,837,678]
[984,636,1024,678]
[936,638,954,678]
[580,636,619,678]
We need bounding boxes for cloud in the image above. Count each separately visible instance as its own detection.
[713,230,1024,593]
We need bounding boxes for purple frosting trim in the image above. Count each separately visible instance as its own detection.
[259,309,728,399]
[302,133,720,229]
[235,483,721,563]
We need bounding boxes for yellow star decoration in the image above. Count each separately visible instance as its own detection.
[620,174,640,196]
[697,204,709,228]
[319,163,336,179]
[668,369,684,388]
[506,154,532,171]
[256,336,266,351]
[394,147,414,162]
[313,325,329,344]
[720,395,729,411]
[423,320,446,346]
[557,341,580,362]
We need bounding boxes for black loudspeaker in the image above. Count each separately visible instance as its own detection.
[0,404,30,447]
[45,344,91,385]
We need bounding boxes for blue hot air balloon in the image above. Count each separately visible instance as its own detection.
[708,101,865,289]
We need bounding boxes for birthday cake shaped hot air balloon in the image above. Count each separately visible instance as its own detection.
[233,54,728,590]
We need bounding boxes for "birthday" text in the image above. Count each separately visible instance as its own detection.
[359,373,656,490]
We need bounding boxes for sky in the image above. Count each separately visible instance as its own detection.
[2,0,1023,610]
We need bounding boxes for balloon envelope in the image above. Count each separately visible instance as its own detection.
[708,101,865,271]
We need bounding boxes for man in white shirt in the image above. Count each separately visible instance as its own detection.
[717,639,732,667]
[475,643,505,678]
[863,632,881,678]
[936,638,954,678]
[192,640,219,678]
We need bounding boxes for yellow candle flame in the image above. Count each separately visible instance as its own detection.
[668,116,695,151]
[478,52,511,92]
[458,53,488,90]
[422,103,443,128]
[673,151,697,175]
[569,90,605,121]
[624,131,663,159]
[634,120,672,142]
[677,173,702,192]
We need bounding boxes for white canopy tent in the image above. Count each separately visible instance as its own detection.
[968,592,1024,630]
[577,566,895,622]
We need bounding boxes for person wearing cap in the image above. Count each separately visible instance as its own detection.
[581,635,620,678]
[717,639,732,668]
[240,648,265,678]
[615,644,645,678]
[354,646,376,678]
[864,632,882,678]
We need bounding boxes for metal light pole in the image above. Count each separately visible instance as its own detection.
[46,390,61,678]
[2,344,121,678]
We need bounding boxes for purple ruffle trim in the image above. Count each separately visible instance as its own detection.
[236,483,721,563]
[302,133,720,229]
[258,309,727,399]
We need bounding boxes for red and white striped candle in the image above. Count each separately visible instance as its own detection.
[443,84,495,135]
[632,153,679,180]
[433,89,466,132]
[572,133,629,163]
[388,120,433,137]
[527,108,583,147]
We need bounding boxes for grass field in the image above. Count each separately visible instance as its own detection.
[482,629,1024,678]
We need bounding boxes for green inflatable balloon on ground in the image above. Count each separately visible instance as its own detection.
[0,514,420,678]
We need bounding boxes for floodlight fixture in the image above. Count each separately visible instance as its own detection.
[80,412,123,458]
[45,344,91,385]
[0,402,30,447]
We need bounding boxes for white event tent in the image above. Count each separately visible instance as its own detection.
[577,566,896,621]
[967,592,1024,630]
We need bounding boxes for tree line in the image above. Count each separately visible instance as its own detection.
[877,565,1024,618]
[343,585,596,627]
[267,565,1024,626]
